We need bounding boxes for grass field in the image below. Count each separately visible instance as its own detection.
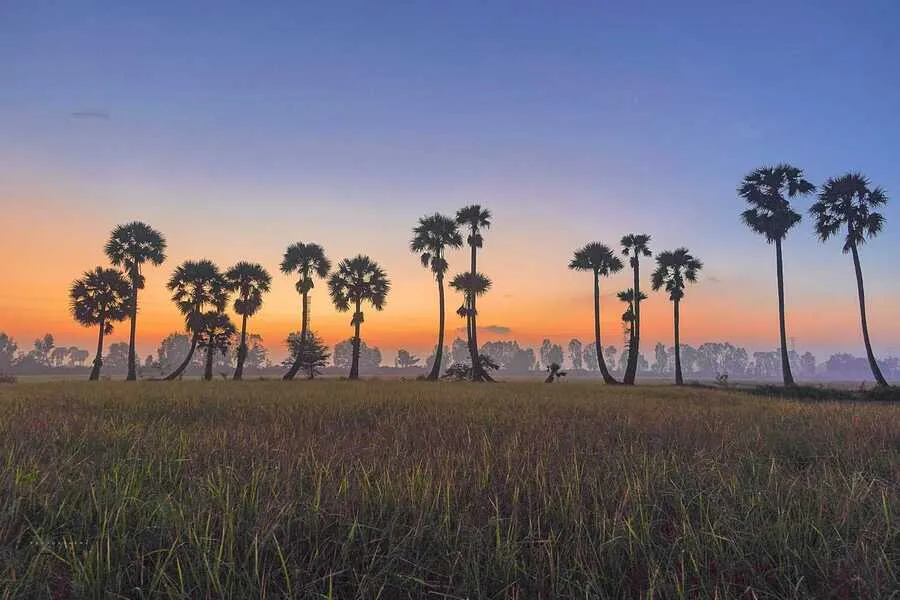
[1,381,898,599]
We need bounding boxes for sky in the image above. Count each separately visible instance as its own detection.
[2,0,900,364]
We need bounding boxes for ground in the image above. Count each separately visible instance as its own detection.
[1,380,898,599]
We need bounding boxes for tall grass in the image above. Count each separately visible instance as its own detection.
[1,381,898,598]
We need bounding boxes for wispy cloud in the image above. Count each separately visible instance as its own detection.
[455,324,513,335]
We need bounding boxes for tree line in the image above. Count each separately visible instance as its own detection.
[26,166,892,386]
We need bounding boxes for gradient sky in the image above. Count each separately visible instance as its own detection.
[2,0,899,363]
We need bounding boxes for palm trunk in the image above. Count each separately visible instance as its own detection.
[89,320,105,381]
[126,280,138,381]
[283,290,309,380]
[593,270,619,384]
[428,274,446,380]
[674,299,683,386]
[468,244,481,380]
[204,344,214,381]
[233,313,248,380]
[164,332,199,380]
[774,239,795,386]
[349,300,361,380]
[850,244,887,386]
[624,259,641,384]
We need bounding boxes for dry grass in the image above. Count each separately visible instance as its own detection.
[1,380,898,599]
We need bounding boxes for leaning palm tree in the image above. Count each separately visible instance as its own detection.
[456,205,492,380]
[281,242,331,380]
[449,271,494,381]
[69,267,132,380]
[651,248,703,385]
[811,173,889,386]
[104,222,167,380]
[411,213,464,380]
[225,262,272,380]
[620,234,652,384]
[738,164,815,386]
[568,242,624,384]
[328,255,390,380]
[196,311,237,381]
[163,260,229,380]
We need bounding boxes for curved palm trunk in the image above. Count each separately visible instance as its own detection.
[673,299,683,386]
[427,274,446,380]
[126,281,139,381]
[592,271,619,384]
[850,244,887,386]
[203,344,215,381]
[774,239,795,386]
[164,333,199,380]
[283,290,310,380]
[233,313,249,380]
[89,320,105,381]
[624,259,641,384]
[349,301,362,380]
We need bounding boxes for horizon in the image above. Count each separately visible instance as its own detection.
[3,1,899,363]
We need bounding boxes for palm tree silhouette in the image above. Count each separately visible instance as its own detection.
[620,234,652,384]
[69,267,132,380]
[411,213,464,380]
[281,242,331,380]
[811,173,889,386]
[163,260,228,380]
[739,164,815,386]
[328,255,390,379]
[449,271,494,380]
[104,222,167,380]
[568,242,624,384]
[456,205,492,381]
[196,311,237,381]
[225,262,272,380]
[651,248,703,385]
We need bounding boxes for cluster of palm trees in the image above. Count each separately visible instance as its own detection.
[69,205,497,382]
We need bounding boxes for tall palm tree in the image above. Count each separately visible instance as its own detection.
[651,248,703,385]
[811,173,889,386]
[328,255,390,380]
[738,164,815,386]
[449,271,494,381]
[568,242,624,384]
[281,242,331,380]
[69,267,132,380]
[163,260,229,380]
[196,311,237,381]
[225,262,272,380]
[104,222,167,380]
[456,205,492,381]
[620,234,652,384]
[411,213,464,380]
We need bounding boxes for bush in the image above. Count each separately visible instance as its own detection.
[0,373,17,384]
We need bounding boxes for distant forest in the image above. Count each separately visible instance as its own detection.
[2,331,897,382]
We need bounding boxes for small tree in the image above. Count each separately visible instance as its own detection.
[286,331,330,380]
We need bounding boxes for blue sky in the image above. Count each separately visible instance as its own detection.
[2,0,899,359]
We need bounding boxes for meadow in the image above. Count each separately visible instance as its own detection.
[1,381,898,599]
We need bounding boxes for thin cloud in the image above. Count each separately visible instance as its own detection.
[455,324,513,335]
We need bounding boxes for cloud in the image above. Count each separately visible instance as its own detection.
[455,324,513,335]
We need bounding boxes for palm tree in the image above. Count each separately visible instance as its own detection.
[568,242,624,384]
[449,271,494,380]
[456,205,492,381]
[69,267,132,380]
[225,262,272,380]
[281,242,331,380]
[811,173,889,386]
[738,164,815,386]
[163,260,229,380]
[104,222,167,380]
[411,213,464,380]
[196,311,237,381]
[328,255,390,379]
[620,234,652,384]
[651,248,703,385]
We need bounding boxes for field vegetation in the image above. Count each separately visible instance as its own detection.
[1,381,898,599]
